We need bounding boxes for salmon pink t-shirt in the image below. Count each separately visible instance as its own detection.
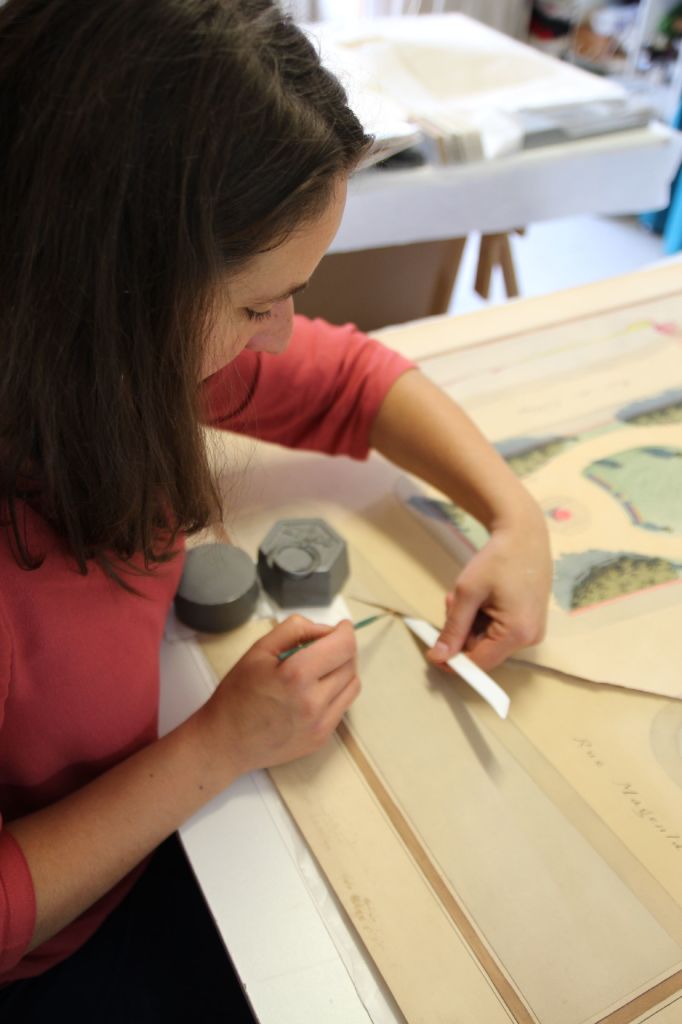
[0,316,415,982]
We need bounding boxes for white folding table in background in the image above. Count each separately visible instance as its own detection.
[292,14,682,329]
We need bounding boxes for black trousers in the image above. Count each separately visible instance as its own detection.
[0,835,257,1023]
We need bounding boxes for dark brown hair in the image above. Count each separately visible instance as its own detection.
[0,0,370,577]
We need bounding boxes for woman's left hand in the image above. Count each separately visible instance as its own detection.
[427,505,553,672]
[370,369,554,671]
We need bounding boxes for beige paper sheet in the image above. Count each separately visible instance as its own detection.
[197,265,682,1023]
[647,997,682,1023]
[389,297,682,696]
[202,621,517,1024]
[200,495,682,1024]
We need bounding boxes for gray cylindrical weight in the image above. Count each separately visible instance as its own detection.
[175,543,259,633]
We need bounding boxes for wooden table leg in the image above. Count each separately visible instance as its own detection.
[475,230,524,300]
[430,236,467,315]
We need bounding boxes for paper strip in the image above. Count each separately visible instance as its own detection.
[403,617,511,720]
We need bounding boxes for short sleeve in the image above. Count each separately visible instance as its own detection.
[0,829,36,974]
[201,315,416,459]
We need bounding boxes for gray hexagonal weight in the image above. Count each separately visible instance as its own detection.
[257,518,349,607]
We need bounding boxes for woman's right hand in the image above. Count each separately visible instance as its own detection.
[194,615,360,784]
[5,616,358,952]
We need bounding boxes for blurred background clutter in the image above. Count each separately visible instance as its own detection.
[285,1,532,39]
[279,2,682,327]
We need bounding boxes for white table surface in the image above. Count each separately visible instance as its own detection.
[303,14,682,253]
[333,122,682,251]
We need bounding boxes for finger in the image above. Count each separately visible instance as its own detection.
[461,611,491,653]
[471,609,491,636]
[257,615,333,658]
[288,619,356,678]
[445,593,488,637]
[317,659,359,705]
[289,661,358,737]
[316,673,361,737]
[463,631,484,653]
[461,633,518,672]
[428,585,483,663]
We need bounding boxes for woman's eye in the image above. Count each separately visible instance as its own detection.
[245,308,272,322]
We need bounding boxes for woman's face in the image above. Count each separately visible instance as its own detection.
[201,177,347,380]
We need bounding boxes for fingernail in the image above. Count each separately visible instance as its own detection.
[430,641,449,660]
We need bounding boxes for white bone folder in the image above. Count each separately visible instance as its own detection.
[403,617,511,720]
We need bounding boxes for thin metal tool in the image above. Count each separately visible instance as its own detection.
[277,614,387,661]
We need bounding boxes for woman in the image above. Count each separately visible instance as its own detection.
[0,0,552,1018]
